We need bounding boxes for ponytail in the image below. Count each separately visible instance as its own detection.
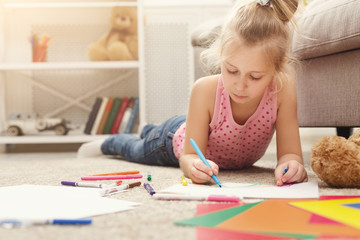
[268,0,299,24]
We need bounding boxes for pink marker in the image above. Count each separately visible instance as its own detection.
[81,174,142,181]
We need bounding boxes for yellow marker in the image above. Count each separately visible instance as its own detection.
[180,176,187,186]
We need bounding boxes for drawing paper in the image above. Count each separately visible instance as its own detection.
[0,185,139,220]
[160,182,319,199]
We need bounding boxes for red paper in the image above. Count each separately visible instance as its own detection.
[197,226,290,240]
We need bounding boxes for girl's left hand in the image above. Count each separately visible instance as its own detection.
[275,160,308,186]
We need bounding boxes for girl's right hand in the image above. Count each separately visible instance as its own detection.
[188,158,219,184]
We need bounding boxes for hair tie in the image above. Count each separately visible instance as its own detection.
[257,0,271,6]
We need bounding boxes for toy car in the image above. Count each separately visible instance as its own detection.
[6,113,69,136]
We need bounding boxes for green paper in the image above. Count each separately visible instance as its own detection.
[175,202,260,227]
[259,231,316,239]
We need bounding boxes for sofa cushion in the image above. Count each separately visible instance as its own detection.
[292,0,360,60]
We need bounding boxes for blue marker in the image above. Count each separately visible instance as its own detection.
[284,168,289,174]
[190,138,222,188]
[0,218,92,227]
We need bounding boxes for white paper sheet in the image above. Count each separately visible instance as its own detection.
[159,182,319,199]
[0,185,139,220]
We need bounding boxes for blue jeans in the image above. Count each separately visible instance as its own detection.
[101,115,186,167]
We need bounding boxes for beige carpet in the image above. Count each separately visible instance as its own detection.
[0,138,359,240]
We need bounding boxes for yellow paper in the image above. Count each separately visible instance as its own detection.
[290,198,360,230]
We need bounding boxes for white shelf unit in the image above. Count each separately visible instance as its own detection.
[142,1,232,125]
[0,0,145,144]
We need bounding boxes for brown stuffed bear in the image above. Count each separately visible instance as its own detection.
[311,129,360,188]
[88,6,138,61]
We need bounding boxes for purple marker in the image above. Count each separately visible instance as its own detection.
[144,182,155,195]
[61,181,104,188]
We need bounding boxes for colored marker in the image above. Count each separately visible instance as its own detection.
[0,218,92,227]
[100,181,141,197]
[180,176,187,186]
[153,193,240,202]
[190,138,222,188]
[147,171,151,181]
[61,181,105,188]
[81,174,142,181]
[144,183,155,195]
[91,171,139,176]
[284,168,289,174]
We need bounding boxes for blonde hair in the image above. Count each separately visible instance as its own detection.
[201,0,299,88]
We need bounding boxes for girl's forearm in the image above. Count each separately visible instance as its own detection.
[277,153,303,167]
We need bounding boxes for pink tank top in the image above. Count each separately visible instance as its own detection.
[173,76,277,169]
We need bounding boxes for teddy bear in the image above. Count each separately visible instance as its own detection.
[88,6,138,61]
[311,128,360,188]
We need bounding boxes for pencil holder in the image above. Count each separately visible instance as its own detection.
[30,33,50,62]
[32,45,48,62]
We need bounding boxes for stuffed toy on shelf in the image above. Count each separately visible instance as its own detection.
[311,129,360,188]
[88,6,138,61]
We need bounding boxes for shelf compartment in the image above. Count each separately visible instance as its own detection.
[4,2,138,9]
[0,134,110,144]
[0,61,139,71]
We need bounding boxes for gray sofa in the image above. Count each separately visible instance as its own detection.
[191,0,360,138]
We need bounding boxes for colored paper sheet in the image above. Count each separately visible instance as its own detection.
[309,215,340,225]
[343,203,360,210]
[175,202,260,227]
[197,227,293,240]
[320,195,360,200]
[290,198,360,230]
[195,203,314,240]
[216,199,360,238]
[196,203,242,216]
[309,196,360,225]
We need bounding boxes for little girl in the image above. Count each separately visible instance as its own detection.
[78,0,308,186]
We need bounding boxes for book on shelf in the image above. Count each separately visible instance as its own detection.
[97,97,114,134]
[110,97,130,134]
[118,97,135,133]
[124,97,139,134]
[90,97,108,135]
[84,97,102,135]
[102,97,122,134]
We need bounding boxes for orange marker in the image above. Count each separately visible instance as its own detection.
[91,171,139,176]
